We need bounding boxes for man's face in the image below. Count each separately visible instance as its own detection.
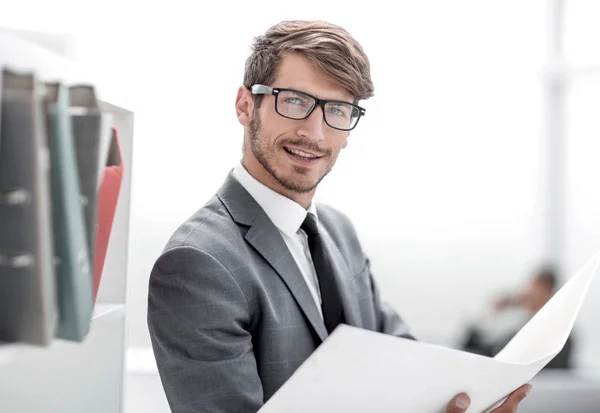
[247,53,354,194]
[522,278,553,312]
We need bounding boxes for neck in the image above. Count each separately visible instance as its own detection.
[241,156,315,209]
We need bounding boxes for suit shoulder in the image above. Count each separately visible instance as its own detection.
[315,202,368,271]
[315,202,363,248]
[315,202,355,233]
[163,194,240,256]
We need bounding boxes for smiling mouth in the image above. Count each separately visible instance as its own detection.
[283,146,323,160]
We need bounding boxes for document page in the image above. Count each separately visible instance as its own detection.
[259,251,600,413]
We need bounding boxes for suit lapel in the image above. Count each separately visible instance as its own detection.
[217,172,328,342]
[245,213,328,342]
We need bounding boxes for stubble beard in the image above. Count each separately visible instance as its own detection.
[249,112,331,194]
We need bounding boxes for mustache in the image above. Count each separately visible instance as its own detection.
[279,139,330,157]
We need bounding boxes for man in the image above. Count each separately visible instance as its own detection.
[148,20,531,413]
[494,267,557,314]
[462,266,573,369]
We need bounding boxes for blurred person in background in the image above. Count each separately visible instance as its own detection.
[461,265,573,369]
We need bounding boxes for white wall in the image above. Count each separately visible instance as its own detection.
[564,76,600,367]
[117,1,549,352]
[3,0,599,368]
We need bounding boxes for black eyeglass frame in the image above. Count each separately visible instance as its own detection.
[249,84,366,131]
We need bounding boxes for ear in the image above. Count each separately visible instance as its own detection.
[236,86,254,127]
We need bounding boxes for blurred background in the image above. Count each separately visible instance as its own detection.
[1,0,599,412]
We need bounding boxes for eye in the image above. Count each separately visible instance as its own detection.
[328,105,349,118]
[285,97,305,105]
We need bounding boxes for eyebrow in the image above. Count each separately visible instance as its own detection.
[278,85,354,104]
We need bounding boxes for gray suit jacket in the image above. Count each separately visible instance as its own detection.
[148,172,413,413]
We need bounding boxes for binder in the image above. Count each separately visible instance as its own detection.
[93,128,124,302]
[0,69,57,345]
[0,68,3,152]
[44,82,93,342]
[68,85,113,273]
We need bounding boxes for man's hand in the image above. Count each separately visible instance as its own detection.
[445,384,532,413]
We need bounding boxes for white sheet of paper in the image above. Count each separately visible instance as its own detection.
[258,251,600,413]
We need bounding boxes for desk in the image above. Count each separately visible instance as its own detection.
[519,369,600,413]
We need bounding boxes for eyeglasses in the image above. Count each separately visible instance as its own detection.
[250,84,366,131]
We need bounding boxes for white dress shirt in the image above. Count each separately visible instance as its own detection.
[232,163,323,318]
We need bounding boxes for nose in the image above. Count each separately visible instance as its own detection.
[297,104,326,142]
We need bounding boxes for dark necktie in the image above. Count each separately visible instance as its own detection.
[301,213,345,334]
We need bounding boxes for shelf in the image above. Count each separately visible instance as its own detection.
[1,30,131,412]
[0,29,134,113]
[0,303,124,366]
[0,344,22,366]
[127,347,159,374]
[92,302,126,321]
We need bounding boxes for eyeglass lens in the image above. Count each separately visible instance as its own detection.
[276,90,360,130]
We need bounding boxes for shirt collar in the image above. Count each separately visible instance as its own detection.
[232,162,318,237]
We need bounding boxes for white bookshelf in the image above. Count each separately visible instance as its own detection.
[0,304,126,366]
[0,29,134,413]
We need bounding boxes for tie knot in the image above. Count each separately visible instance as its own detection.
[301,213,320,237]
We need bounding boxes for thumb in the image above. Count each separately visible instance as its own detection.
[446,393,471,413]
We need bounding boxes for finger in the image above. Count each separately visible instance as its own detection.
[497,384,532,412]
[445,393,471,413]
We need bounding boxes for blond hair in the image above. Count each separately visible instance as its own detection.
[243,20,374,105]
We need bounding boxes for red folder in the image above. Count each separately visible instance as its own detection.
[93,128,124,302]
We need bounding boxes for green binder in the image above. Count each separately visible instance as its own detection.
[68,85,112,273]
[44,82,93,342]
